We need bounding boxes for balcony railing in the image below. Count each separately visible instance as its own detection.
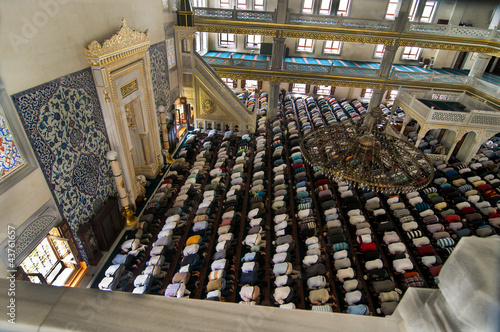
[193,8,500,43]
[202,56,270,70]
[287,13,394,30]
[284,62,379,77]
[425,154,447,161]
[406,23,500,42]
[390,71,470,84]
[397,89,500,129]
[194,7,275,22]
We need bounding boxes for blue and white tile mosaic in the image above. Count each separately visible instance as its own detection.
[12,68,116,262]
[150,41,171,109]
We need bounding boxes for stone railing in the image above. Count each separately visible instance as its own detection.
[284,62,379,77]
[397,89,500,130]
[193,7,275,21]
[203,56,270,70]
[469,78,500,100]
[406,23,500,42]
[391,71,470,85]
[287,13,394,30]
[193,8,499,43]
[425,153,447,161]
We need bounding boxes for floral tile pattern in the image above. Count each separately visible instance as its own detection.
[150,41,171,109]
[0,114,24,178]
[11,68,116,262]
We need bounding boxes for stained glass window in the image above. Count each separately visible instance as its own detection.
[0,114,24,179]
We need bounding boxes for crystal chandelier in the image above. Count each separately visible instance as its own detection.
[300,107,434,194]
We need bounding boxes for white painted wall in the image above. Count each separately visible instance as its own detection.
[0,0,171,275]
[441,130,457,148]
[460,0,498,28]
[1,0,165,95]
[432,50,457,69]
[461,52,477,70]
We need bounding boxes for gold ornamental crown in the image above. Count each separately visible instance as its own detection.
[85,18,150,66]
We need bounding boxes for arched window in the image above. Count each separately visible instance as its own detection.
[0,82,36,192]
[0,110,24,179]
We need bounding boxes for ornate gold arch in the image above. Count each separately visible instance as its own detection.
[85,18,150,66]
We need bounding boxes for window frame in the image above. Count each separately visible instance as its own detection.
[361,88,374,100]
[236,0,247,10]
[408,0,419,21]
[336,0,351,16]
[316,85,332,95]
[420,0,437,23]
[219,0,231,8]
[246,34,262,49]
[195,31,201,53]
[296,38,314,53]
[373,44,386,58]
[0,82,36,194]
[221,77,234,88]
[253,0,265,10]
[319,0,333,15]
[20,237,60,282]
[219,33,236,48]
[401,46,421,60]
[244,79,259,89]
[385,0,400,20]
[301,0,314,14]
[292,83,308,94]
[386,90,399,101]
[323,40,342,55]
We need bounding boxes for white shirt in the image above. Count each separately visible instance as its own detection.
[183,244,199,256]
[305,237,319,245]
[337,267,355,282]
[333,250,348,260]
[307,275,326,290]
[239,285,256,302]
[272,253,288,264]
[365,259,383,271]
[274,286,291,304]
[303,255,319,267]
[275,275,289,287]
[244,233,261,247]
[276,243,290,253]
[343,279,359,292]
[241,262,256,273]
[216,240,228,252]
[218,233,234,243]
[345,290,362,305]
[211,259,226,271]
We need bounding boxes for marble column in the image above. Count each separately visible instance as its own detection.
[268,36,286,119]
[445,139,460,162]
[107,151,129,208]
[276,0,289,24]
[140,134,152,165]
[400,116,411,134]
[415,130,426,149]
[271,37,286,71]
[370,45,398,111]
[468,53,492,79]
[106,150,138,227]
[268,82,281,120]
[159,107,169,151]
[368,89,385,111]
[379,45,398,79]
[389,101,399,124]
